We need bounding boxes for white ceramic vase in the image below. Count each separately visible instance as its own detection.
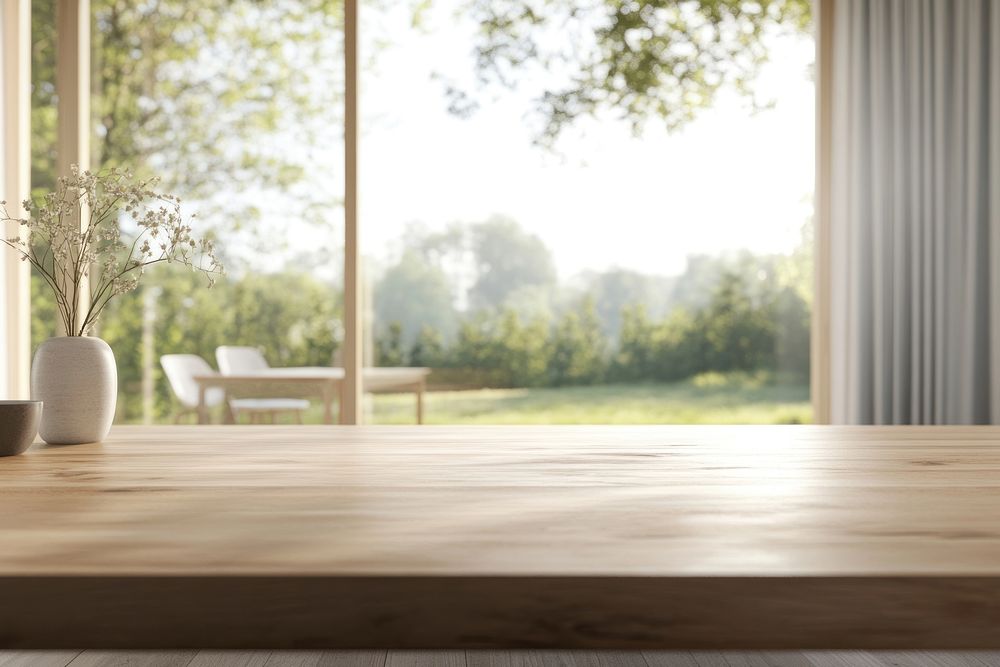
[31,337,117,445]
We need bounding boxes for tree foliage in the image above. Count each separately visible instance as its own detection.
[378,217,558,344]
[32,0,342,241]
[547,298,606,385]
[374,239,811,390]
[581,268,672,338]
[459,0,811,145]
[451,310,552,387]
[374,252,459,346]
[467,216,558,310]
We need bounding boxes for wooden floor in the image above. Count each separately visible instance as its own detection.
[6,426,1000,648]
[2,651,1000,666]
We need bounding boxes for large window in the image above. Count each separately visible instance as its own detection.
[20,1,816,425]
[30,0,345,424]
[363,1,814,424]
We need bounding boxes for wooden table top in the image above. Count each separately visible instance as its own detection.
[2,424,1000,577]
[3,425,1000,649]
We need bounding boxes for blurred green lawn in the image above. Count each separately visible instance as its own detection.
[343,374,811,425]
[172,373,809,426]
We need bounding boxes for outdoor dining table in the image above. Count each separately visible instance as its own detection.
[192,366,430,425]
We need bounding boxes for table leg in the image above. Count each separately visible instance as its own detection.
[416,379,425,425]
[197,385,209,425]
[223,392,236,425]
[323,381,335,425]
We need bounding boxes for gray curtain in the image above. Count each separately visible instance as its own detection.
[830,0,1000,424]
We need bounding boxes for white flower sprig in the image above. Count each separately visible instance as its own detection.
[1,165,223,336]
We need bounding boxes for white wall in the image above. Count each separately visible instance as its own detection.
[0,0,10,398]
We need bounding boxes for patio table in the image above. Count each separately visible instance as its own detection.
[192,366,430,424]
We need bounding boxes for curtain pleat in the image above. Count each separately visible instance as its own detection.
[830,0,999,424]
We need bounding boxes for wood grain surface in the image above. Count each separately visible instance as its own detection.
[2,426,1000,648]
[5,652,1000,667]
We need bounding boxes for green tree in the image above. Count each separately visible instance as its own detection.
[651,309,703,381]
[375,251,459,346]
[772,223,812,380]
[548,298,606,385]
[33,0,340,204]
[452,310,549,387]
[773,285,810,380]
[460,0,811,146]
[30,0,345,344]
[468,216,557,311]
[585,268,672,339]
[610,304,655,381]
[395,217,558,314]
[409,325,446,367]
[223,272,341,367]
[376,323,407,367]
[698,271,775,373]
[614,305,702,383]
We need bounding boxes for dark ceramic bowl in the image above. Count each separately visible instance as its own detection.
[0,400,42,456]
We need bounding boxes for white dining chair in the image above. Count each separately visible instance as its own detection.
[161,354,309,424]
[216,346,270,375]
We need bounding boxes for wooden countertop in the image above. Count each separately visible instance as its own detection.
[2,425,1000,649]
